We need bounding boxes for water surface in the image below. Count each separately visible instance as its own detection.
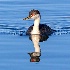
[0,0,70,70]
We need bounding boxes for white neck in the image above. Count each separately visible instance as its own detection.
[31,16,40,34]
[34,16,40,27]
[31,34,40,52]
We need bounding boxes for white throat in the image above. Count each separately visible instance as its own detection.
[31,16,40,34]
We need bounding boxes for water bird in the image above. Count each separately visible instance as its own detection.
[23,9,55,35]
[23,9,55,56]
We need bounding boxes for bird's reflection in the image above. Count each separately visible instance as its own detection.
[28,34,49,62]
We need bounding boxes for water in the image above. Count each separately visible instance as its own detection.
[0,0,70,70]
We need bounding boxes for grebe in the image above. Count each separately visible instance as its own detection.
[23,9,55,57]
[23,9,55,36]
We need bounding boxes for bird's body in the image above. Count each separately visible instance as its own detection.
[26,24,54,36]
[23,9,55,54]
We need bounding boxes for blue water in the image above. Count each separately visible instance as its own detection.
[0,0,70,70]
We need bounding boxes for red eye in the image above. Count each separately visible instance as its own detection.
[31,14,34,17]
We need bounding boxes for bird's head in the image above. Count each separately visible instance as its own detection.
[23,9,41,20]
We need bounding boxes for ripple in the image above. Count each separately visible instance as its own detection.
[0,24,27,36]
[0,23,70,36]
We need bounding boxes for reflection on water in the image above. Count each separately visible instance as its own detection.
[0,23,70,62]
[30,34,40,52]
[28,52,41,62]
[28,34,49,62]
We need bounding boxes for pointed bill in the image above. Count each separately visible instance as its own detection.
[23,16,31,20]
